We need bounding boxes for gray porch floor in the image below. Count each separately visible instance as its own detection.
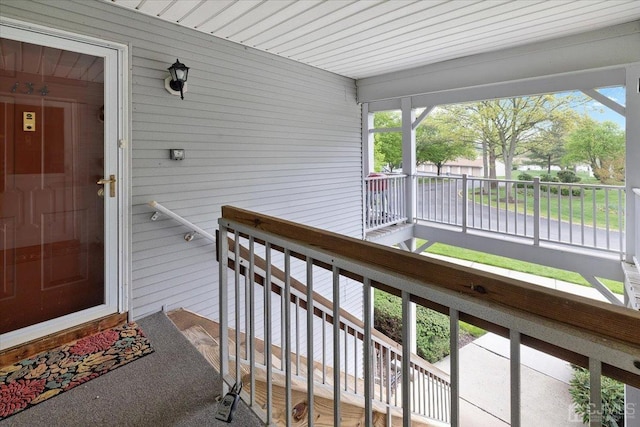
[0,312,262,427]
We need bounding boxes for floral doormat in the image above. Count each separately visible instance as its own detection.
[0,322,154,420]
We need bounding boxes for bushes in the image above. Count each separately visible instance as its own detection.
[374,290,464,363]
[540,173,559,183]
[569,366,625,426]
[558,170,581,183]
[516,173,534,189]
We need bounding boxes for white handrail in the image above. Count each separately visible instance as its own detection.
[147,200,215,243]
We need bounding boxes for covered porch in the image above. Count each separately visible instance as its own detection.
[2,1,640,426]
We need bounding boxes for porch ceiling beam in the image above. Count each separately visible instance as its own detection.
[582,89,626,117]
[357,22,638,104]
[365,67,625,112]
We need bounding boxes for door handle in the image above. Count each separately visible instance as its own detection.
[97,174,116,198]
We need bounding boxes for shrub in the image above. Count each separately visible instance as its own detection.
[569,366,624,426]
[559,187,582,197]
[558,170,581,183]
[540,173,558,183]
[516,173,534,189]
[374,290,467,363]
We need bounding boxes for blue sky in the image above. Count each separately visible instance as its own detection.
[577,86,626,128]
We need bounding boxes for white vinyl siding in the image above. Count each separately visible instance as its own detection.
[2,0,363,322]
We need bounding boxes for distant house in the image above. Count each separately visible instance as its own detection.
[418,157,505,177]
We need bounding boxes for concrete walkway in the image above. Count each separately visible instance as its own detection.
[435,334,585,426]
[424,253,610,426]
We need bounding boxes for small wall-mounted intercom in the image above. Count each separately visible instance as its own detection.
[169,149,185,160]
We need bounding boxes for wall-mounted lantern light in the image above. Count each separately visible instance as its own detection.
[164,59,189,100]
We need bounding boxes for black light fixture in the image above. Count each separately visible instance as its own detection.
[165,59,189,100]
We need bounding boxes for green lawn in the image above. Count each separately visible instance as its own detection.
[420,241,624,294]
[470,183,625,231]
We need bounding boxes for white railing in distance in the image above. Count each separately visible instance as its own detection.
[364,173,408,231]
[415,174,624,254]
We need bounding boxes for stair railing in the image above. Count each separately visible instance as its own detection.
[147,200,215,242]
[221,234,451,424]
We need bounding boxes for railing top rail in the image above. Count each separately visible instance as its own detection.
[220,206,640,375]
[365,173,407,179]
[415,173,625,189]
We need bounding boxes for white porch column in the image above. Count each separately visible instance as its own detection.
[401,97,416,222]
[362,102,375,175]
[625,63,640,427]
[625,64,640,261]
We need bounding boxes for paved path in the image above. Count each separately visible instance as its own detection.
[435,334,585,427]
[426,251,619,426]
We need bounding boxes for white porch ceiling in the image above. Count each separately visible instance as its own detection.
[107,0,640,80]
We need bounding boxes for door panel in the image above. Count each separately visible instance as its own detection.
[0,40,106,335]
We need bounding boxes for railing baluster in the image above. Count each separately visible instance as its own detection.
[589,358,603,427]
[363,278,373,426]
[593,187,597,248]
[218,225,229,394]
[248,237,256,407]
[306,257,315,427]
[284,250,292,426]
[618,189,624,255]
[344,325,349,392]
[234,231,241,387]
[581,187,586,245]
[386,348,392,426]
[296,296,300,376]
[354,328,358,395]
[462,174,468,232]
[605,189,611,250]
[402,291,411,427]
[569,184,574,244]
[510,330,521,427]
[332,265,341,427]
[264,243,273,424]
[450,309,460,427]
[322,311,327,384]
[557,185,562,243]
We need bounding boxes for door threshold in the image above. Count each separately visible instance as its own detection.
[0,312,128,367]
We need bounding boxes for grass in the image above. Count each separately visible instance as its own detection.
[471,183,625,231]
[421,241,624,295]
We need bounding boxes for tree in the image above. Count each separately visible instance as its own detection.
[526,112,577,173]
[416,112,476,175]
[564,117,625,184]
[444,95,581,199]
[374,111,402,172]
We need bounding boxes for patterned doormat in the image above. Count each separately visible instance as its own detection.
[0,322,154,420]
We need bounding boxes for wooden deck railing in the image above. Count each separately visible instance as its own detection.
[221,234,451,425]
[219,206,640,427]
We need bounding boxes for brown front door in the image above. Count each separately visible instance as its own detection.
[0,39,106,334]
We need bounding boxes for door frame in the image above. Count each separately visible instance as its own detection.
[0,17,130,350]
